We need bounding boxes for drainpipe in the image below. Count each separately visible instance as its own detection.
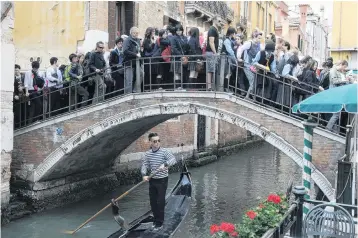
[339,2,342,49]
[265,1,268,34]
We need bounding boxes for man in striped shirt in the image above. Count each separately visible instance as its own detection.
[141,132,177,231]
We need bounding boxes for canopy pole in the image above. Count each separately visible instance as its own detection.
[302,118,318,215]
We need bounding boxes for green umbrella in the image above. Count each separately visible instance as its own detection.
[292,83,358,113]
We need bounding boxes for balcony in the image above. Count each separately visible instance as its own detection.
[185,1,234,22]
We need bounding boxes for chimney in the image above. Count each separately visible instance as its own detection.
[299,4,309,32]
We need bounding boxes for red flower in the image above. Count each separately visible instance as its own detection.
[220,222,236,233]
[210,224,220,235]
[246,210,257,220]
[230,231,239,237]
[267,194,281,204]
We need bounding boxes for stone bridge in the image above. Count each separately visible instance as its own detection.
[13,92,345,202]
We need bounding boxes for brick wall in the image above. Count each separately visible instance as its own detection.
[122,114,195,154]
[136,2,166,35]
[218,121,248,146]
[89,1,108,32]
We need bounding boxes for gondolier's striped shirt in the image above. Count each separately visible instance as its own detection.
[141,147,177,179]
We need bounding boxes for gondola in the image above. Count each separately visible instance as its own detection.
[108,162,192,238]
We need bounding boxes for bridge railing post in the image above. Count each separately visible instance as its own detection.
[217,55,226,92]
[135,58,142,93]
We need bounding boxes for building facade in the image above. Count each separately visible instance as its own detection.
[330,1,358,68]
[13,1,235,70]
[231,1,277,39]
[275,2,329,61]
[305,6,329,66]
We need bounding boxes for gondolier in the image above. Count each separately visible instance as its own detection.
[141,132,177,231]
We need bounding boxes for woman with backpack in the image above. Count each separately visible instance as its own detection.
[151,29,170,89]
[237,31,263,99]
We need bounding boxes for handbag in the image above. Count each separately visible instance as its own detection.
[195,60,204,72]
[177,37,188,66]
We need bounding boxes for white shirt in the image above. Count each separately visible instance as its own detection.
[24,70,45,91]
[46,66,63,88]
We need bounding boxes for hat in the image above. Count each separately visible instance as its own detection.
[265,40,275,53]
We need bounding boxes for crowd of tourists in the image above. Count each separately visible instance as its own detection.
[13,16,357,132]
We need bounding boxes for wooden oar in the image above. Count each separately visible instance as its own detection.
[62,166,163,235]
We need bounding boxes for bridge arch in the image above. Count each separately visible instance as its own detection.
[31,101,335,201]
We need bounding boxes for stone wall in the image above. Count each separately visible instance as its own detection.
[1,2,15,206]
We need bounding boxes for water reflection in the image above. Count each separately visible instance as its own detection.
[2,143,301,238]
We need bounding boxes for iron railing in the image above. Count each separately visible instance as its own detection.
[262,186,357,238]
[13,54,352,136]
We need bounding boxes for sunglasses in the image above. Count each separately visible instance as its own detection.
[98,46,104,49]
[152,139,160,143]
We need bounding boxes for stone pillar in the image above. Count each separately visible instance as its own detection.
[1,43,15,206]
[1,2,15,207]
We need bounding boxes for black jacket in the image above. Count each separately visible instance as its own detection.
[89,51,106,73]
[123,35,141,65]
[109,48,124,76]
[171,35,188,56]
[188,37,202,56]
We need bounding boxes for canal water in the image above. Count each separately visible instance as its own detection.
[2,142,301,238]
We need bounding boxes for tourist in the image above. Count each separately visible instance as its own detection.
[123,26,143,94]
[109,37,125,96]
[24,61,45,123]
[206,15,221,91]
[66,53,89,108]
[237,30,262,98]
[170,24,189,90]
[89,41,107,103]
[187,27,202,89]
[13,64,26,128]
[222,27,237,91]
[45,57,63,116]
[326,60,349,131]
[141,132,177,231]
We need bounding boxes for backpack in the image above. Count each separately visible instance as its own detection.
[63,65,72,82]
[157,38,171,63]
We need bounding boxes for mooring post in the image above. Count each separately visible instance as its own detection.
[301,118,317,215]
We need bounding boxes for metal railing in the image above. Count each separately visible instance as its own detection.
[13,54,351,136]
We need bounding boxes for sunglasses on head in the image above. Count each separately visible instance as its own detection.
[152,139,160,143]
